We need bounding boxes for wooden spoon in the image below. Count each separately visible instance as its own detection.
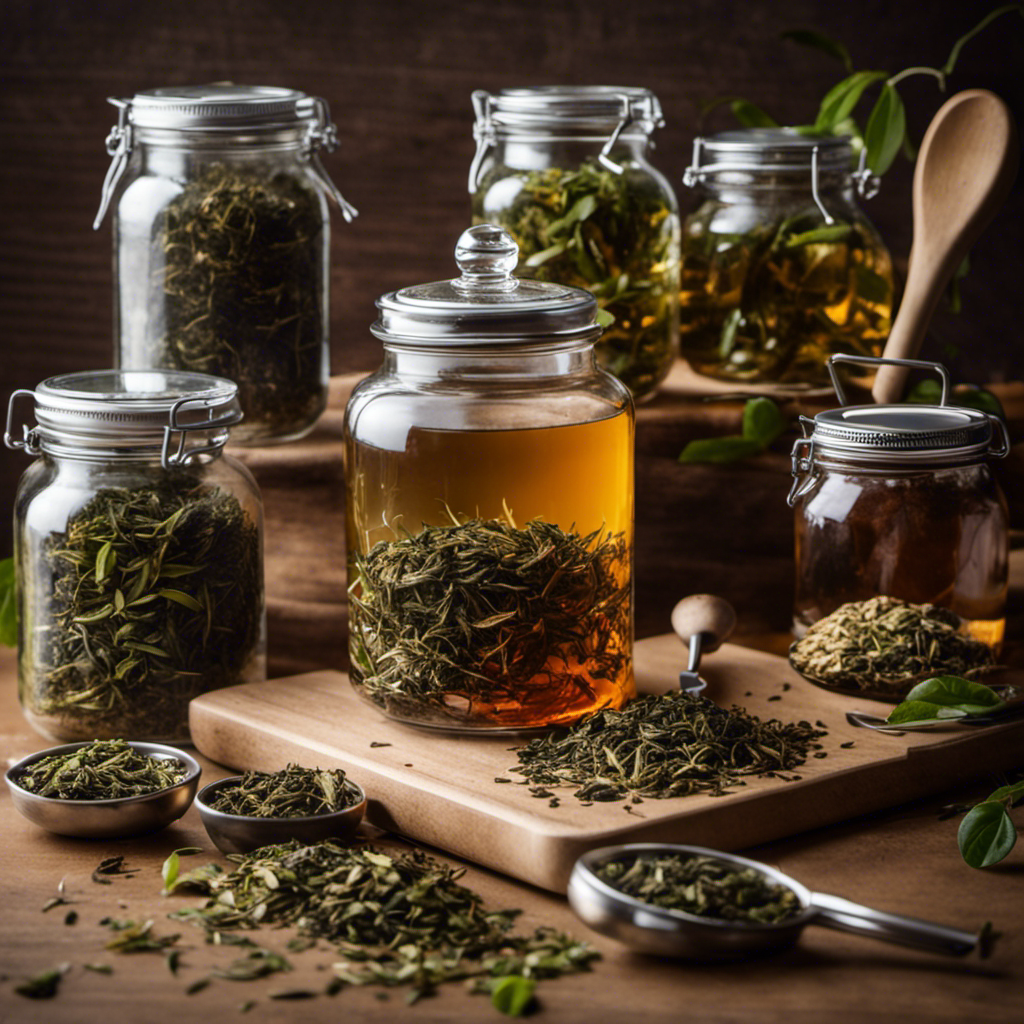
[872,90,1018,404]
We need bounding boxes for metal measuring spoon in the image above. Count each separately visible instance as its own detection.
[670,595,737,697]
[568,844,983,961]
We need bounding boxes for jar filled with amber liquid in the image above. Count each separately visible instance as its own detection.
[789,357,1010,647]
[344,225,634,731]
[680,129,893,386]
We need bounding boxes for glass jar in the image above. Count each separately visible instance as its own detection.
[344,224,635,731]
[469,87,680,401]
[789,357,1009,645]
[680,129,893,385]
[5,370,266,743]
[94,85,358,445]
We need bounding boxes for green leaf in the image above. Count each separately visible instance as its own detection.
[95,541,116,584]
[904,675,1006,712]
[546,193,597,238]
[742,397,785,446]
[523,241,567,268]
[159,589,203,612]
[905,378,1004,418]
[886,700,968,725]
[0,556,16,647]
[814,71,887,132]
[679,437,763,465]
[854,264,892,306]
[784,224,853,247]
[958,801,1017,868]
[492,976,537,1017]
[943,4,1023,76]
[988,780,1024,807]
[864,83,906,174]
[594,308,615,329]
[162,852,180,893]
[730,99,778,128]
[781,28,853,72]
[718,307,743,359]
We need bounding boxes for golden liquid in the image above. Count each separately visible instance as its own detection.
[346,413,634,729]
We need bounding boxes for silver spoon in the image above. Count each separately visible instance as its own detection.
[568,843,984,961]
[670,595,737,696]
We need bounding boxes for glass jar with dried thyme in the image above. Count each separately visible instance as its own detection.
[94,85,358,445]
[469,87,680,401]
[679,129,893,385]
[345,225,634,731]
[6,370,265,742]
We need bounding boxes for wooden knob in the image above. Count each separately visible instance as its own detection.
[670,594,737,653]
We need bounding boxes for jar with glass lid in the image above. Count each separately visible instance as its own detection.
[344,224,635,731]
[5,370,266,743]
[94,84,358,445]
[680,128,893,385]
[789,356,1009,647]
[469,86,680,401]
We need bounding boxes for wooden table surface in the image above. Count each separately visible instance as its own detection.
[1,639,1022,1023]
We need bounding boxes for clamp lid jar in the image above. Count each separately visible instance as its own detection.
[345,225,635,732]
[6,370,266,743]
[469,86,680,401]
[680,128,893,386]
[789,356,1009,650]
[95,83,358,446]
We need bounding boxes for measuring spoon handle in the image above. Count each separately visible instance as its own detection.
[809,892,980,957]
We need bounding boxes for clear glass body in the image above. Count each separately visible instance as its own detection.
[114,129,330,444]
[793,459,1008,646]
[14,449,266,742]
[344,342,635,731]
[471,135,680,401]
[680,171,893,385]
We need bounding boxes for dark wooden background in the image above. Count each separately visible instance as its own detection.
[2,0,1022,558]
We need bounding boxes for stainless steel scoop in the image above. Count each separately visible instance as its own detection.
[568,843,984,961]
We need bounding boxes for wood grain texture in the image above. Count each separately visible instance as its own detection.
[2,0,1022,555]
[189,633,1024,893]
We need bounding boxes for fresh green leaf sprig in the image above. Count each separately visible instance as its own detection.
[905,379,1005,418]
[958,779,1024,868]
[885,676,1006,727]
[678,397,786,465]
[708,5,1023,174]
[0,556,15,647]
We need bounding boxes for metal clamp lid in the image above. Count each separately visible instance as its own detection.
[94,85,358,228]
[372,224,601,346]
[469,86,664,190]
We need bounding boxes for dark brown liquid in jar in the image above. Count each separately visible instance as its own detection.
[794,462,1008,647]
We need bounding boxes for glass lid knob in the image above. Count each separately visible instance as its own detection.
[452,224,520,295]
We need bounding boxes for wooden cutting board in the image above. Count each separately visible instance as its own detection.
[189,635,1024,893]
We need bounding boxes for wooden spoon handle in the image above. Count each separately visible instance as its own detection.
[872,90,1018,404]
[670,594,737,653]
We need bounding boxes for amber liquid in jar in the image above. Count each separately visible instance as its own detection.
[346,411,634,729]
[794,465,1009,647]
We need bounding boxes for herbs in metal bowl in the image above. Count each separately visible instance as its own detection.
[789,596,995,701]
[195,766,367,854]
[4,738,200,838]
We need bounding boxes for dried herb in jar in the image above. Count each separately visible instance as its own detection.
[509,690,827,803]
[349,514,630,727]
[595,852,802,924]
[473,159,679,397]
[167,840,599,1004]
[13,738,186,800]
[26,473,261,739]
[151,163,326,441]
[208,765,358,818]
[790,596,996,697]
[679,207,892,384]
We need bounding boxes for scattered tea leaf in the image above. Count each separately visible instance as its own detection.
[14,963,70,999]
[93,854,141,884]
[491,975,537,1017]
[84,963,113,974]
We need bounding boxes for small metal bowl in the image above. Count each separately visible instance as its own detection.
[195,775,368,854]
[5,741,201,839]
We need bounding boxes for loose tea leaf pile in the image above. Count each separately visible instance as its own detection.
[13,739,186,800]
[510,690,826,803]
[595,852,802,924]
[168,840,598,1003]
[27,474,261,739]
[473,158,679,397]
[790,596,995,696]
[150,163,326,441]
[350,515,630,726]
[207,765,359,818]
